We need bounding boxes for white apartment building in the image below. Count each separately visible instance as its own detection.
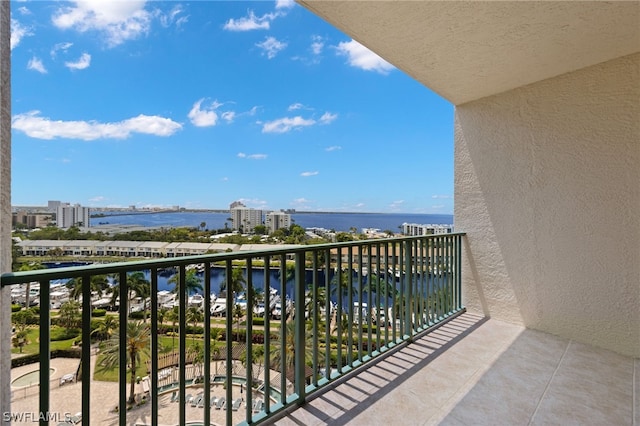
[230,207,263,233]
[402,223,453,236]
[265,211,291,234]
[56,203,90,229]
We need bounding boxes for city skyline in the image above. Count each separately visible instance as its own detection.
[10,1,454,214]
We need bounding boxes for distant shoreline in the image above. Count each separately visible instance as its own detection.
[91,209,441,217]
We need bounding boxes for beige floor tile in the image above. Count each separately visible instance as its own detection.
[635,358,639,426]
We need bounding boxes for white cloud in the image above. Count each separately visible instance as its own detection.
[431,205,445,210]
[223,10,274,31]
[236,198,268,209]
[17,7,31,16]
[65,53,91,70]
[310,35,324,55]
[288,103,305,111]
[276,0,295,10]
[291,197,313,209]
[27,57,47,74]
[50,42,73,58]
[256,36,287,59]
[319,112,337,124]
[431,195,453,199]
[12,110,182,141]
[11,19,32,50]
[389,200,405,210]
[301,171,319,177]
[159,5,188,28]
[221,111,236,123]
[262,116,316,133]
[188,99,224,127]
[325,145,342,152]
[335,39,395,74]
[52,1,152,47]
[89,196,107,203]
[237,152,267,160]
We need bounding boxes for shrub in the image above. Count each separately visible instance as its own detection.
[91,309,106,317]
[252,317,265,326]
[11,304,22,312]
[50,326,80,341]
[128,311,145,319]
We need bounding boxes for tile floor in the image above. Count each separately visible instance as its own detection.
[274,312,638,426]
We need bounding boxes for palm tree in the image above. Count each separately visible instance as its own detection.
[187,341,205,379]
[305,285,328,320]
[99,321,151,405]
[18,262,46,308]
[165,307,179,350]
[108,272,150,315]
[67,274,109,301]
[233,304,245,342]
[270,320,322,388]
[186,306,203,344]
[91,315,118,341]
[219,267,246,300]
[168,269,203,300]
[59,300,81,332]
[247,285,264,317]
[330,269,358,301]
[200,221,206,231]
[240,345,265,381]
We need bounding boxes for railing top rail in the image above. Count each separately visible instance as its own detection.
[1,233,465,286]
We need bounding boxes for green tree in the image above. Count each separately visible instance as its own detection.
[17,262,46,308]
[12,329,29,353]
[200,222,207,231]
[59,300,81,331]
[168,269,203,300]
[91,315,118,341]
[305,285,328,321]
[188,341,205,379]
[99,321,151,405]
[270,320,322,388]
[67,275,110,301]
[233,304,245,342]
[186,306,203,344]
[109,272,150,316]
[165,307,179,350]
[46,247,65,257]
[253,224,267,235]
[219,267,246,300]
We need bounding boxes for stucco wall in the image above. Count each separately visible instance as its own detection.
[455,53,639,357]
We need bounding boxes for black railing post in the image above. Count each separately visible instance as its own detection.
[81,275,91,425]
[294,252,306,402]
[38,279,49,426]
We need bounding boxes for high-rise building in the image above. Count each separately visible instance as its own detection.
[401,223,453,236]
[265,211,291,234]
[229,203,263,233]
[56,204,91,228]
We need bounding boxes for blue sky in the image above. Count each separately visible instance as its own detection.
[10,1,454,214]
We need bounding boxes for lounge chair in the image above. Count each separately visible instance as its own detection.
[231,398,242,411]
[197,397,205,408]
[210,396,217,408]
[215,397,225,410]
[191,395,202,407]
[169,391,178,403]
[185,393,193,404]
[252,399,264,413]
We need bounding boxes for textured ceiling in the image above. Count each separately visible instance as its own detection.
[299,1,640,105]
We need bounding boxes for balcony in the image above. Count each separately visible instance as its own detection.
[3,234,465,425]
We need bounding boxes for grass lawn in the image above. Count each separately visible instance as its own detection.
[11,326,77,355]
[93,335,226,382]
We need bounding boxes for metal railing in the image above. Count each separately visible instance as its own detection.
[2,233,464,426]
